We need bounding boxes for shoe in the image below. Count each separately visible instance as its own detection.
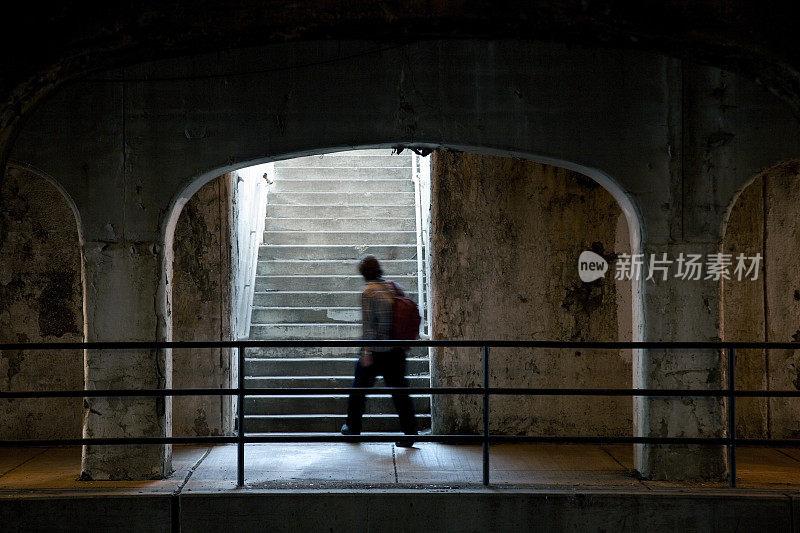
[395,432,417,448]
[341,424,360,436]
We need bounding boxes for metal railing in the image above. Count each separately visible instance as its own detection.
[2,340,800,488]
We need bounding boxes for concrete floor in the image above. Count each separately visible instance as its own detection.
[2,443,800,494]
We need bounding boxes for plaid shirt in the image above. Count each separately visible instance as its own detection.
[361,278,403,352]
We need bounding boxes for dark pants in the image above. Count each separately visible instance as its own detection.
[346,348,417,435]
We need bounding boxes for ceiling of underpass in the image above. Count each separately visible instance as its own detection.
[2,0,800,161]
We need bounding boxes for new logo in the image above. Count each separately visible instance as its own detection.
[578,250,608,282]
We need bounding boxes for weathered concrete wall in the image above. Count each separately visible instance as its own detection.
[722,173,766,439]
[430,151,631,436]
[172,174,234,437]
[723,161,800,439]
[11,40,800,479]
[0,167,83,439]
[0,170,233,441]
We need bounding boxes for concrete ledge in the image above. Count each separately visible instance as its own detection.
[179,490,793,533]
[0,494,172,533]
[0,489,793,532]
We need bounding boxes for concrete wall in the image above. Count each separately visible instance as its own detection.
[430,151,632,436]
[0,170,234,439]
[172,174,235,437]
[10,39,800,479]
[723,161,800,439]
[0,167,83,439]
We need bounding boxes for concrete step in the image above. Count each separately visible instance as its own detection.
[244,394,431,414]
[252,306,360,324]
[258,244,417,260]
[265,217,415,232]
[249,323,362,339]
[273,179,413,193]
[262,230,416,246]
[275,167,411,180]
[245,357,429,376]
[266,205,416,218]
[269,192,414,206]
[243,346,430,358]
[254,274,417,292]
[274,154,411,168]
[244,413,432,433]
[245,149,429,434]
[245,375,430,388]
[257,259,417,276]
[252,291,418,307]
[252,291,359,307]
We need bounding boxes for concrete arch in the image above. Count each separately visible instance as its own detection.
[0,160,85,441]
[6,160,84,247]
[163,143,645,346]
[721,158,800,440]
[4,159,87,342]
[165,144,645,442]
[165,143,643,264]
[720,159,800,242]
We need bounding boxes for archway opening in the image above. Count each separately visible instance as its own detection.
[166,145,639,449]
[722,160,800,441]
[233,148,434,435]
[0,164,83,442]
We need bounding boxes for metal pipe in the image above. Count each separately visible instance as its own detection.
[412,163,426,337]
[5,338,800,488]
[728,347,737,488]
[237,343,245,487]
[6,434,800,447]
[8,386,800,399]
[483,345,490,486]
[10,340,800,350]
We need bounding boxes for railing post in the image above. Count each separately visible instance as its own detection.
[728,346,736,488]
[237,342,245,488]
[483,345,490,486]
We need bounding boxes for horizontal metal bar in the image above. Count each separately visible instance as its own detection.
[0,389,241,399]
[0,436,240,446]
[5,387,800,399]
[4,435,800,447]
[730,390,800,398]
[3,340,800,350]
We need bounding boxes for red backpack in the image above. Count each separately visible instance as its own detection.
[387,280,421,343]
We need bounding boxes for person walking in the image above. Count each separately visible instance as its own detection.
[341,255,418,446]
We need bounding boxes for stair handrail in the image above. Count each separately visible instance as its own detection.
[234,163,272,339]
[412,157,427,338]
[419,153,432,339]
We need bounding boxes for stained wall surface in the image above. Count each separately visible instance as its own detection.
[0,171,234,439]
[0,167,83,439]
[172,174,234,437]
[723,162,800,439]
[430,151,632,436]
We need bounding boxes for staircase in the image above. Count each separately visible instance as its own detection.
[245,149,431,434]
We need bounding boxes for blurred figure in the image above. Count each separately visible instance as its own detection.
[341,255,418,446]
